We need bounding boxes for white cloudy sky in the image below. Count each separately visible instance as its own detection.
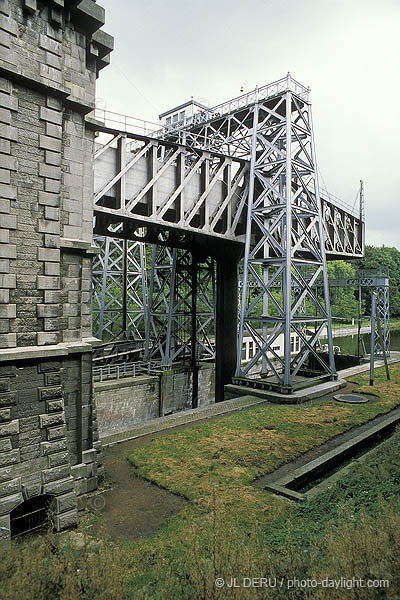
[97,0,400,249]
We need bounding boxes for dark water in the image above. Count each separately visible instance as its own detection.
[331,328,400,355]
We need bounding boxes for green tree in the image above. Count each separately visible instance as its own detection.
[326,261,359,322]
[356,245,400,317]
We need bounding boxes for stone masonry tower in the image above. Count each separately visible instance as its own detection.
[0,0,113,534]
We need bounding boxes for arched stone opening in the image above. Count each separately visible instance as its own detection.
[10,495,54,539]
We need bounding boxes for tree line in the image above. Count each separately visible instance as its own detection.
[327,245,400,321]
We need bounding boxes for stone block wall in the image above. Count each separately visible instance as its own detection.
[95,375,160,438]
[161,364,215,415]
[94,365,216,440]
[0,0,112,535]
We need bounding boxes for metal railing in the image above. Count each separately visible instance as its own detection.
[153,74,310,138]
[319,186,361,219]
[92,75,309,143]
[93,360,178,382]
[89,108,160,137]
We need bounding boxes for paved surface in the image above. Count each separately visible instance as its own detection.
[339,351,400,378]
[332,325,371,337]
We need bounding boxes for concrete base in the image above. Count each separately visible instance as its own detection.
[224,378,347,404]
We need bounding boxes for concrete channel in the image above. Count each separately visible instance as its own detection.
[256,407,400,502]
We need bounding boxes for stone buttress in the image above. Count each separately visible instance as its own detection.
[0,0,113,534]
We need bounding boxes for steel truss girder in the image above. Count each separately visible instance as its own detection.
[144,246,215,366]
[92,226,147,341]
[93,131,249,245]
[159,80,363,262]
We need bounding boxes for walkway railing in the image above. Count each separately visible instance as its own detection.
[93,360,180,382]
[89,108,160,137]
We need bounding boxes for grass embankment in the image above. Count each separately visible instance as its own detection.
[1,365,400,599]
[389,319,400,332]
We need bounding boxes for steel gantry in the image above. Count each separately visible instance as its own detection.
[160,74,341,388]
[329,271,390,357]
[91,74,365,393]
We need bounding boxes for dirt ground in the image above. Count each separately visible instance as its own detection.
[87,441,186,541]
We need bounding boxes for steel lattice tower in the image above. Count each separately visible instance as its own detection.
[236,77,336,386]
[161,74,337,388]
[374,283,390,357]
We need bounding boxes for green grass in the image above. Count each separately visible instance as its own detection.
[390,319,400,332]
[127,364,400,507]
[266,430,400,547]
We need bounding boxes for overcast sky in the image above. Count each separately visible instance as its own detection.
[97,0,400,249]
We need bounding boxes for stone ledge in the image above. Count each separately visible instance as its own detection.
[224,379,347,404]
[71,0,105,34]
[60,238,101,255]
[101,394,270,446]
[0,340,95,362]
[0,63,70,98]
[91,29,114,57]
[94,374,159,392]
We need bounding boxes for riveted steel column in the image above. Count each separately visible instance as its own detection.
[236,103,259,375]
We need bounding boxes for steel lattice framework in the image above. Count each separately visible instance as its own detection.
[329,272,390,357]
[91,74,365,389]
[92,228,148,341]
[237,84,336,386]
[144,246,215,365]
[161,74,336,387]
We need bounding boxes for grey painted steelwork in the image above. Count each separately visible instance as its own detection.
[91,74,365,391]
[231,75,336,387]
[93,130,249,252]
[92,229,148,341]
[143,246,215,366]
[329,271,390,357]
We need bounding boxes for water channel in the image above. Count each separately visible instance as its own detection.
[330,327,400,355]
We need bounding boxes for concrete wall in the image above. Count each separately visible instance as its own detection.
[0,0,113,535]
[95,364,215,439]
